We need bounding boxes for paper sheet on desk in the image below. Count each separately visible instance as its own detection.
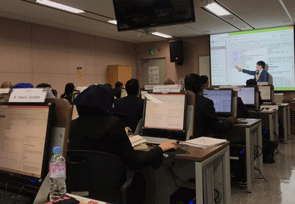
[179,137,227,149]
[66,194,108,204]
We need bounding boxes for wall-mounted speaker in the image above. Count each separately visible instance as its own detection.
[169,40,184,65]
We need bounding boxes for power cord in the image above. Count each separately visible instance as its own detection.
[254,166,268,183]
[254,145,263,160]
[167,165,192,189]
[214,189,222,204]
[19,184,25,194]
[253,145,268,183]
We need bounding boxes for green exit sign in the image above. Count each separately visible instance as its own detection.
[149,49,155,55]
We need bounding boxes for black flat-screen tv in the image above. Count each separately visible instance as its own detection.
[113,0,195,31]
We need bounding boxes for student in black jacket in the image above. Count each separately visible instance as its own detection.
[112,81,123,98]
[185,74,236,137]
[69,84,179,169]
[114,78,144,125]
[69,84,179,204]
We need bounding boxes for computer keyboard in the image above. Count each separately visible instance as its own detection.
[0,188,31,204]
[141,136,177,145]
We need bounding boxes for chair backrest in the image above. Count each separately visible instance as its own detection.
[66,150,130,204]
[113,112,138,132]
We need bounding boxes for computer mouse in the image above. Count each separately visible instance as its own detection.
[165,148,177,152]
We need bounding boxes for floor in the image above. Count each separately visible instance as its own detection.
[231,136,295,204]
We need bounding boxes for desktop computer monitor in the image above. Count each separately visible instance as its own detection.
[258,86,272,102]
[238,87,256,107]
[142,93,187,140]
[203,89,233,116]
[0,103,53,186]
[140,90,148,99]
[121,88,128,98]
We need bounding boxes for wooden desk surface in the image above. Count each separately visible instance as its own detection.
[174,142,229,162]
[147,142,229,162]
[249,109,277,116]
[233,118,261,128]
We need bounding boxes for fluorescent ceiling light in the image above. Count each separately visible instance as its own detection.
[36,0,84,14]
[108,20,117,25]
[205,2,231,16]
[151,32,172,38]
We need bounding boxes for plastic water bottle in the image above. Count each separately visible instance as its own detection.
[49,146,66,201]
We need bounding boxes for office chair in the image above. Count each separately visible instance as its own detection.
[113,112,138,132]
[134,118,143,135]
[66,150,134,204]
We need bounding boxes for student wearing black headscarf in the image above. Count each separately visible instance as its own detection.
[68,84,179,204]
[69,84,179,168]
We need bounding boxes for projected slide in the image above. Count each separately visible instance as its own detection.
[210,26,294,90]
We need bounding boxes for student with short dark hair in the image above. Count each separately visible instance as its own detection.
[36,83,51,88]
[114,79,144,125]
[200,75,209,90]
[185,73,235,138]
[236,61,269,82]
[113,81,123,98]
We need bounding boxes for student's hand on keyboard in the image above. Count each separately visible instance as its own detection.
[158,141,180,152]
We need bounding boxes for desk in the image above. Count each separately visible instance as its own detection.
[144,143,231,204]
[225,118,263,193]
[277,103,291,143]
[249,110,279,141]
[234,118,263,193]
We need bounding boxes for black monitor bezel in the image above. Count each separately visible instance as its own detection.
[203,89,234,116]
[142,92,188,135]
[0,102,54,187]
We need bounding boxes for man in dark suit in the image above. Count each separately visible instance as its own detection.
[236,61,269,82]
[114,79,144,125]
[112,81,123,98]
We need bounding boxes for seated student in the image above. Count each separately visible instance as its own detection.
[36,83,58,98]
[185,74,236,138]
[36,83,51,88]
[163,78,175,85]
[61,83,75,104]
[114,79,144,125]
[113,81,123,98]
[200,75,209,90]
[12,83,34,88]
[246,79,263,106]
[68,84,179,204]
[1,81,13,89]
[237,97,251,118]
[104,83,112,90]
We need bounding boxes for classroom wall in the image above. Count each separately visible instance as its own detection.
[0,17,137,97]
[135,36,210,86]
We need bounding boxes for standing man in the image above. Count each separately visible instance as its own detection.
[236,61,269,82]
